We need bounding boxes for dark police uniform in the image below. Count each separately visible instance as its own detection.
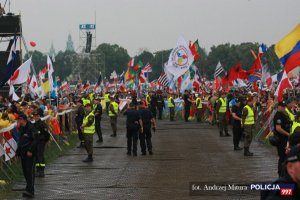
[183,93,191,122]
[273,111,291,175]
[157,94,165,120]
[139,107,154,155]
[124,108,141,156]
[16,118,39,196]
[232,103,243,150]
[149,93,158,119]
[34,117,50,177]
[93,101,103,142]
[75,103,85,147]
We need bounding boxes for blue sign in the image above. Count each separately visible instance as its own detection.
[79,24,96,29]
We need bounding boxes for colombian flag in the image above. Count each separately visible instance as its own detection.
[275,23,300,73]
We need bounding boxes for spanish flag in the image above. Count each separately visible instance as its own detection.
[275,23,300,73]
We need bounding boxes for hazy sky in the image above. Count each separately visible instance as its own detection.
[7,0,300,56]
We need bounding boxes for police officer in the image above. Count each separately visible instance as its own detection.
[241,97,255,156]
[261,146,300,200]
[138,102,156,155]
[108,95,119,137]
[285,98,296,123]
[216,92,230,137]
[195,94,202,122]
[231,97,243,150]
[81,103,95,162]
[16,114,39,198]
[93,97,103,143]
[157,91,165,120]
[289,112,300,147]
[32,111,50,177]
[75,100,85,148]
[168,93,175,121]
[273,101,291,175]
[183,90,192,122]
[149,92,158,119]
[124,103,143,156]
[104,92,111,115]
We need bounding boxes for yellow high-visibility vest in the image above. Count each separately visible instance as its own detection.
[83,112,95,134]
[291,122,300,135]
[218,98,227,113]
[196,97,202,109]
[104,94,110,103]
[243,105,255,125]
[146,95,151,104]
[285,108,295,122]
[168,97,174,108]
[108,102,119,117]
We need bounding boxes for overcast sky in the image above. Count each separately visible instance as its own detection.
[7,0,300,56]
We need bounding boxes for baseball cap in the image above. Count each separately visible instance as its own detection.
[286,146,300,162]
[278,101,287,107]
[17,114,28,120]
[32,111,40,116]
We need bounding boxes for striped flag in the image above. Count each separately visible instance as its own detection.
[142,63,152,72]
[246,81,252,91]
[158,72,169,87]
[214,61,225,79]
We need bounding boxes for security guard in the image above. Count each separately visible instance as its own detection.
[241,97,255,156]
[195,94,202,122]
[157,91,165,120]
[104,92,111,115]
[75,100,85,148]
[32,111,50,177]
[273,101,291,175]
[108,95,119,137]
[291,112,300,136]
[285,98,296,123]
[149,92,158,119]
[138,102,156,155]
[216,92,230,137]
[81,103,95,162]
[146,93,151,108]
[231,97,243,150]
[124,103,143,156]
[16,114,39,198]
[93,97,103,143]
[168,93,175,121]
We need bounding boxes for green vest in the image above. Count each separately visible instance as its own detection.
[104,94,110,103]
[168,97,174,108]
[285,108,295,122]
[243,105,255,125]
[218,98,226,113]
[196,97,202,109]
[83,112,95,134]
[146,95,151,104]
[291,122,300,135]
[108,102,119,117]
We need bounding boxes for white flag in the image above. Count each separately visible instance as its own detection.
[165,36,194,80]
[8,57,32,85]
[47,56,54,91]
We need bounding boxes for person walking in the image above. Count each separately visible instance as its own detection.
[168,93,175,121]
[93,97,103,143]
[216,92,230,137]
[16,114,39,198]
[75,100,85,148]
[195,93,202,122]
[81,103,95,162]
[231,97,243,150]
[108,96,119,137]
[241,97,255,156]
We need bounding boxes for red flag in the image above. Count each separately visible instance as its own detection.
[248,56,262,74]
[228,63,242,82]
[239,70,249,80]
[274,70,293,101]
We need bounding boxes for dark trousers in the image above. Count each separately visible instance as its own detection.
[21,156,35,194]
[232,124,242,147]
[196,108,202,122]
[95,117,102,140]
[76,121,84,143]
[169,107,175,121]
[150,107,157,119]
[106,102,110,115]
[139,127,152,153]
[218,113,228,134]
[277,139,288,176]
[127,128,138,154]
[110,116,117,134]
[158,107,163,120]
[184,106,190,121]
[84,134,94,155]
[36,141,46,169]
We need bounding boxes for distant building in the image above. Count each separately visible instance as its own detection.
[66,33,75,52]
[49,42,56,61]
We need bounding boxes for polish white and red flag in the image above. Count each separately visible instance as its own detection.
[3,132,17,161]
[274,70,293,101]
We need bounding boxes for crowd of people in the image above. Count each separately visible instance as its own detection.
[0,86,300,198]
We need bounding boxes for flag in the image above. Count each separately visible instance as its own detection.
[0,35,18,86]
[246,81,252,91]
[94,73,102,90]
[127,58,134,67]
[139,71,147,84]
[274,70,293,101]
[42,80,51,94]
[142,63,152,72]
[189,39,201,61]
[158,72,169,87]
[47,56,55,90]
[165,36,194,79]
[228,63,242,82]
[214,61,225,78]
[248,70,262,83]
[119,71,125,83]
[261,65,271,86]
[248,55,262,74]
[3,132,17,161]
[275,23,300,74]
[133,61,143,71]
[110,70,118,80]
[259,43,268,56]
[29,74,39,94]
[59,81,70,91]
[125,68,134,81]
[180,72,192,93]
[8,57,32,85]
